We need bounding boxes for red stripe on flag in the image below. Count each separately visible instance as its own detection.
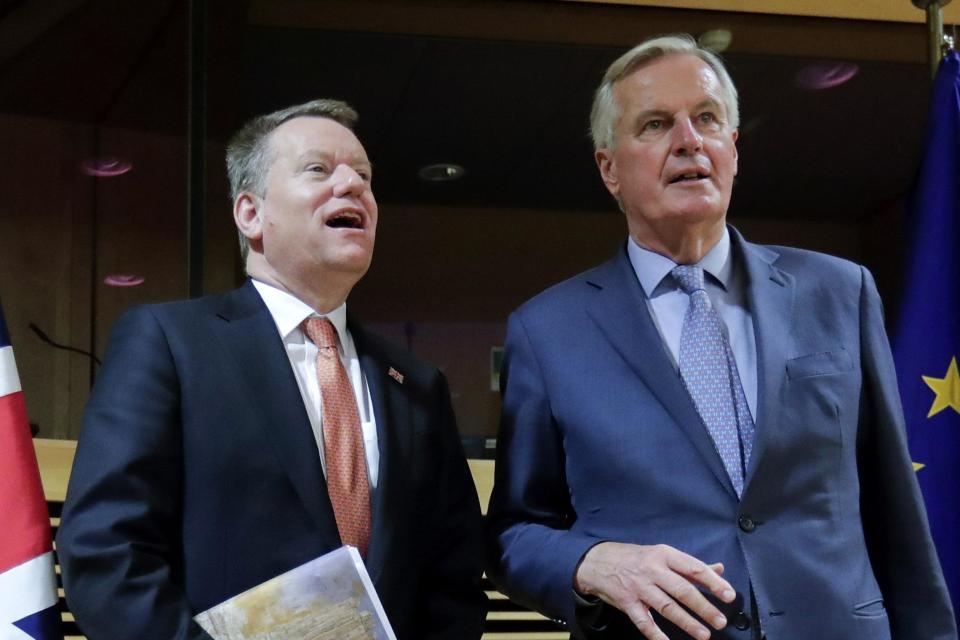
[0,391,52,574]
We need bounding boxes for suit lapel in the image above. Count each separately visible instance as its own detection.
[585,247,737,497]
[731,229,795,488]
[213,281,340,548]
[350,320,409,584]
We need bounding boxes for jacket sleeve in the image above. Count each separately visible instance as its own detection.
[484,310,604,636]
[56,306,213,640]
[856,267,957,639]
[416,371,489,639]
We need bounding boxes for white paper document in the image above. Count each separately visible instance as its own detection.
[194,546,397,640]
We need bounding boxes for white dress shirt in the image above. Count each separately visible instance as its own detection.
[252,279,379,488]
[626,228,758,421]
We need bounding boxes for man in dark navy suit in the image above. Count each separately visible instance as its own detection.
[58,98,486,640]
[485,35,955,640]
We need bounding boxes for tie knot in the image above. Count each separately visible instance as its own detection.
[302,317,338,349]
[672,265,706,295]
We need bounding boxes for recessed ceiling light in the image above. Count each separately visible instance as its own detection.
[81,157,132,177]
[418,163,465,182]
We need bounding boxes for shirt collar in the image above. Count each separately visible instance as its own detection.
[251,279,349,345]
[627,226,733,297]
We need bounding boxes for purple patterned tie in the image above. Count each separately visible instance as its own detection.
[673,265,755,497]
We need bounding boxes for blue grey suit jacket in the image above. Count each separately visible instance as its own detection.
[485,228,955,639]
[58,281,486,640]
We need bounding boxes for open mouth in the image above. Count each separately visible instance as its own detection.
[669,171,709,184]
[326,210,364,229]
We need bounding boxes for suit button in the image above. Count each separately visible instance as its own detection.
[732,611,752,630]
[738,515,756,532]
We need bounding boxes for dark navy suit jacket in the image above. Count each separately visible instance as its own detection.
[58,281,486,639]
[485,228,955,639]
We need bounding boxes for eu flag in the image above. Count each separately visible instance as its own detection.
[893,49,960,624]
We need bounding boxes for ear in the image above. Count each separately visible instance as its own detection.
[731,129,739,177]
[233,192,263,243]
[595,148,620,198]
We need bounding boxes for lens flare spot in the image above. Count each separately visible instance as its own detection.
[795,62,859,90]
[104,274,145,287]
[698,29,733,53]
[81,157,132,177]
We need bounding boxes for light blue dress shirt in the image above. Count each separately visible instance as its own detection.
[626,228,758,421]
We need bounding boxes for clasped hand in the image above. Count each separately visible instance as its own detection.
[574,541,736,640]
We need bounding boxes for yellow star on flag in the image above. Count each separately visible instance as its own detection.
[922,356,960,418]
[913,462,925,472]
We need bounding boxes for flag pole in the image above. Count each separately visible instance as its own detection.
[913,0,954,77]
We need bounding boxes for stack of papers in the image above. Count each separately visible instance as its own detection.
[195,546,396,640]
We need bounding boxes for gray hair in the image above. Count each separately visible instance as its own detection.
[225,98,359,262]
[589,34,739,151]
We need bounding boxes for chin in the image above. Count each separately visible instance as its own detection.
[331,254,373,275]
[670,207,725,226]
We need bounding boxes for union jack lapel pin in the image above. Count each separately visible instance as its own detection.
[388,367,404,384]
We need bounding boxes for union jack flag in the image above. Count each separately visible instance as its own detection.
[0,300,61,640]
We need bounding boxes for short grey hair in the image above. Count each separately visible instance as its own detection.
[589,34,739,151]
[225,98,359,262]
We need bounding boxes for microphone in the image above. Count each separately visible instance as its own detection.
[29,323,102,366]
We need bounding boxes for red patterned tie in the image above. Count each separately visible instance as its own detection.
[302,317,371,557]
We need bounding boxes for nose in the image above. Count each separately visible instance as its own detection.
[331,164,366,198]
[671,116,703,156]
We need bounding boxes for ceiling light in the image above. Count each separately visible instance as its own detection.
[418,163,465,182]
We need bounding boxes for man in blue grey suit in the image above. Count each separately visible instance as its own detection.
[485,35,955,640]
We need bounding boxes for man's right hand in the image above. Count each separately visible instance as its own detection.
[573,541,736,640]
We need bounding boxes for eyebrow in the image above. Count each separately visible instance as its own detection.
[693,98,724,115]
[631,98,726,128]
[296,150,373,172]
[631,109,671,129]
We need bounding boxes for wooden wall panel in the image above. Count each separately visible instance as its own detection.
[92,126,187,365]
[568,0,960,24]
[250,0,932,63]
[0,113,94,439]
[0,115,191,439]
